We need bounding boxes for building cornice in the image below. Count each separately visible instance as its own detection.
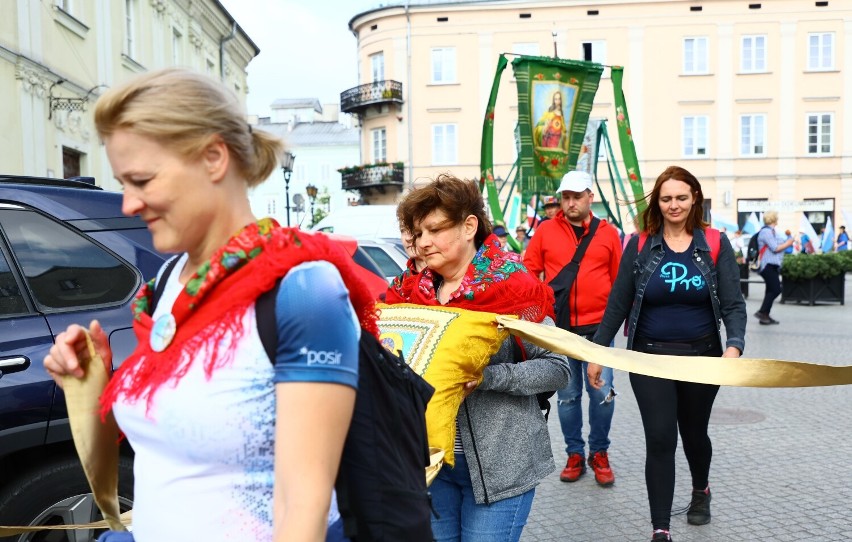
[1,44,90,100]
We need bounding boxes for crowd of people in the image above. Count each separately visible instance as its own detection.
[43,67,822,542]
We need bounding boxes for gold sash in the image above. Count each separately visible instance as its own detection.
[0,331,131,536]
[496,316,852,387]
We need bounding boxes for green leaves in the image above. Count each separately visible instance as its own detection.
[781,251,852,280]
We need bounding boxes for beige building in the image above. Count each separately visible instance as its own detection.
[343,0,851,231]
[1,0,256,190]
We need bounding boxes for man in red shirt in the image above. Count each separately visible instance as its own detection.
[524,170,622,486]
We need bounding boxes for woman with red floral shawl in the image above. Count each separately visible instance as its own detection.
[386,175,570,542]
[43,69,375,542]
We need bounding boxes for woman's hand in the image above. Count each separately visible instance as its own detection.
[43,320,113,388]
[722,346,742,358]
[587,363,606,390]
[462,380,479,399]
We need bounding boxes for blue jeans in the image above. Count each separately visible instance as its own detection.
[430,453,535,542]
[556,357,615,455]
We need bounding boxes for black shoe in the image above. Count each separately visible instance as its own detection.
[687,489,711,525]
[651,531,673,541]
[758,316,780,325]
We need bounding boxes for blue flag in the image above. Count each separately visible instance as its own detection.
[821,216,834,253]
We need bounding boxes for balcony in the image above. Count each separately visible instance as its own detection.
[340,162,404,192]
[340,80,404,115]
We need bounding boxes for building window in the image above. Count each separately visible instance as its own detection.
[371,128,387,163]
[370,52,384,82]
[62,147,83,178]
[741,35,766,72]
[124,0,136,57]
[806,113,833,155]
[683,37,708,74]
[581,40,607,64]
[807,32,834,70]
[431,47,456,84]
[682,116,708,157]
[740,114,766,156]
[172,28,182,65]
[432,124,457,165]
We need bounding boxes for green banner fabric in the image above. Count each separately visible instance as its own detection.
[610,66,646,218]
[513,56,603,197]
[480,54,510,228]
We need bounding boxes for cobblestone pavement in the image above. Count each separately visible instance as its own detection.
[522,276,852,542]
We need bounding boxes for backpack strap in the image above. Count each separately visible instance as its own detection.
[255,279,282,363]
[510,336,553,420]
[150,255,182,314]
[705,227,721,265]
[637,228,721,265]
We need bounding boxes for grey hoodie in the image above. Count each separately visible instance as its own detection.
[457,316,570,504]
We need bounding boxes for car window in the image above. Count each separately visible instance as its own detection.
[0,209,138,310]
[362,245,403,277]
[0,248,26,316]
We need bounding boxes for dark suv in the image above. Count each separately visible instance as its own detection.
[0,176,164,540]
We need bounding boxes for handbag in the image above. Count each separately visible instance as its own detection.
[548,217,600,330]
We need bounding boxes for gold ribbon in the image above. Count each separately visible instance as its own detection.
[0,331,131,536]
[426,447,445,487]
[496,316,852,387]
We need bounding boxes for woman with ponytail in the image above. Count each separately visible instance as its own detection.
[43,68,372,542]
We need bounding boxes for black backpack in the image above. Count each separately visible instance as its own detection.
[154,260,436,541]
[747,226,769,269]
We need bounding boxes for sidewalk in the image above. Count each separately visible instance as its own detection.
[523,276,852,541]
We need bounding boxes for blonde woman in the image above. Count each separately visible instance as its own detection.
[43,68,377,542]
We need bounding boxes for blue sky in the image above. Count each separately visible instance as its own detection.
[219,1,380,117]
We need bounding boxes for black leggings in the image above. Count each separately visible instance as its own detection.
[630,338,722,530]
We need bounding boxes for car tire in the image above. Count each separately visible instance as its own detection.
[0,455,134,542]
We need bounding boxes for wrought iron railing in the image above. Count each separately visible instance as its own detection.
[340,163,404,190]
[340,80,404,113]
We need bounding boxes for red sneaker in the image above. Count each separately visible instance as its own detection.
[588,450,615,486]
[559,453,586,482]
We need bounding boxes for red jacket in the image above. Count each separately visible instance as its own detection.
[523,212,622,328]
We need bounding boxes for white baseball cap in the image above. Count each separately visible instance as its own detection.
[556,170,593,194]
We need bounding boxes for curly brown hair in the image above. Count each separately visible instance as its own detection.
[397,174,492,247]
[639,165,708,236]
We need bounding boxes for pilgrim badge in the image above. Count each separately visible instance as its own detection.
[150,313,177,352]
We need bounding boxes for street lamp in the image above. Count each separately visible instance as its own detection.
[280,151,296,227]
[305,183,318,227]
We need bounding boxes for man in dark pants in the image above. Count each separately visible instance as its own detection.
[755,211,794,325]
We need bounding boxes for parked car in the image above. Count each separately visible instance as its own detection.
[0,175,165,540]
[0,177,392,539]
[356,238,410,283]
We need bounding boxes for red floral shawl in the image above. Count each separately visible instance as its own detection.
[100,219,378,418]
[385,233,554,322]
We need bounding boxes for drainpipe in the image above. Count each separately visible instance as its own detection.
[405,0,413,190]
[219,21,237,82]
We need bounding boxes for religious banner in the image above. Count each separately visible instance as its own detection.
[575,118,602,176]
[513,56,603,195]
[611,66,646,217]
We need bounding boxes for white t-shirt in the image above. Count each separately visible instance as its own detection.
[113,255,360,541]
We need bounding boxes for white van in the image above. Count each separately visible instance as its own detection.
[311,205,400,239]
